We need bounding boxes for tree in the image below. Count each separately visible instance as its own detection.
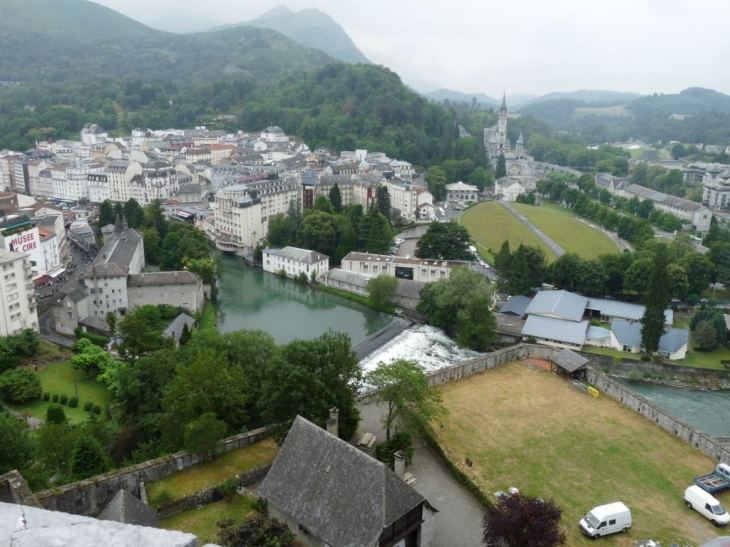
[123,198,144,229]
[70,338,123,394]
[482,493,566,547]
[680,252,715,297]
[366,359,444,442]
[261,331,361,440]
[494,240,511,275]
[117,305,167,363]
[456,294,498,351]
[366,275,398,311]
[312,194,335,215]
[296,210,338,257]
[70,435,111,480]
[623,258,653,295]
[695,320,718,351]
[143,199,169,238]
[267,212,296,248]
[495,153,507,179]
[415,222,472,260]
[329,182,343,213]
[0,367,41,403]
[217,514,294,547]
[364,210,393,254]
[641,246,671,355]
[376,186,391,218]
[161,349,249,450]
[142,228,161,266]
[469,167,493,191]
[0,413,35,475]
[97,200,115,228]
[425,166,447,201]
[185,257,216,285]
[179,323,192,346]
[183,413,227,458]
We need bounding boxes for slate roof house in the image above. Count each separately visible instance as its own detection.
[610,319,689,360]
[259,416,437,547]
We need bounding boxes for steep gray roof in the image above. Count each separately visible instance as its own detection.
[0,501,195,547]
[587,298,673,325]
[128,272,201,287]
[499,295,532,317]
[259,416,430,547]
[611,319,687,353]
[163,313,195,339]
[525,290,587,322]
[98,489,159,528]
[50,280,88,305]
[84,227,143,277]
[521,315,589,346]
[327,268,371,288]
[550,348,589,372]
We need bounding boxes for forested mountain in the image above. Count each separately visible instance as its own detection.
[0,0,333,84]
[516,88,730,146]
[213,5,370,65]
[423,89,501,108]
[520,90,643,107]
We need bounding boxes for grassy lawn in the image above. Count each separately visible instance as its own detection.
[160,493,260,544]
[34,340,71,361]
[434,361,725,546]
[582,343,727,371]
[200,301,216,330]
[461,202,557,262]
[6,361,111,424]
[512,203,620,259]
[146,438,278,505]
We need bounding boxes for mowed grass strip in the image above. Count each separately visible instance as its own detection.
[512,203,619,259]
[434,362,723,547]
[146,438,279,503]
[160,494,260,544]
[6,361,111,424]
[461,202,556,262]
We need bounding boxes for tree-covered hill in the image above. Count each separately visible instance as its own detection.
[0,0,333,84]
[214,5,371,65]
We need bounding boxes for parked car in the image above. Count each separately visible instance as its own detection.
[579,502,632,538]
[684,485,730,526]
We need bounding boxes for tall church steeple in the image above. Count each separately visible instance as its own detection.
[500,92,507,113]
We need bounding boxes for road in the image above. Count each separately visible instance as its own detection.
[498,202,566,257]
[357,400,485,547]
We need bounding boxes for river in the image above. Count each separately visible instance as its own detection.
[215,254,393,345]
[618,380,730,438]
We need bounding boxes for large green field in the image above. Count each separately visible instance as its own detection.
[460,202,557,262]
[6,361,111,424]
[434,361,724,546]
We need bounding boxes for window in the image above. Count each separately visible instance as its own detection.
[609,519,616,525]
[4,273,15,281]
[67,311,73,319]
[98,288,103,294]
[7,283,16,291]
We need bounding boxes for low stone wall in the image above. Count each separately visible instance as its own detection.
[586,369,730,464]
[36,428,268,516]
[157,465,271,520]
[583,352,730,389]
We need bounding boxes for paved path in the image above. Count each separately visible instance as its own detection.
[499,202,565,257]
[356,401,484,547]
[5,405,44,430]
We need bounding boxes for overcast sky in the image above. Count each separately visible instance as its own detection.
[90,0,730,97]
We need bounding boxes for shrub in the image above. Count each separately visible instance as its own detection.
[73,327,108,348]
[60,394,68,405]
[52,393,59,402]
[84,401,93,411]
[68,396,78,408]
[42,392,50,401]
[92,405,101,415]
[277,268,287,278]
[640,355,651,362]
[218,477,239,497]
[150,488,172,509]
[46,403,67,424]
[376,431,414,469]
[0,367,42,403]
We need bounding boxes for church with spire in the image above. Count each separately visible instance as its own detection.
[484,94,529,163]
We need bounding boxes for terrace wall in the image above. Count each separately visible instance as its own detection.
[36,428,268,516]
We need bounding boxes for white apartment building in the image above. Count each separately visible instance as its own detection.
[262,246,329,280]
[80,124,108,145]
[106,160,143,203]
[494,177,526,202]
[38,228,61,276]
[214,177,298,254]
[341,252,470,283]
[142,160,179,205]
[88,171,110,203]
[49,164,69,200]
[261,126,288,143]
[209,144,236,165]
[37,169,55,200]
[26,160,51,197]
[384,178,417,221]
[0,249,38,335]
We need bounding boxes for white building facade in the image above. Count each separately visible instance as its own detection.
[262,247,330,280]
[0,249,38,335]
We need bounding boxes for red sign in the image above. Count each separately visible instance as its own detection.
[9,231,37,253]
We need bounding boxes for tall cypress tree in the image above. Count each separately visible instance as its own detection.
[641,246,671,355]
[495,153,507,179]
[329,183,343,213]
[376,186,391,219]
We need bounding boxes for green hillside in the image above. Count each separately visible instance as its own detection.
[0,0,333,84]
[214,5,370,65]
[0,0,158,41]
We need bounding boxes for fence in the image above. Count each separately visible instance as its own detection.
[36,428,268,516]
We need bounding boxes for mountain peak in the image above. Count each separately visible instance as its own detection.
[257,5,293,20]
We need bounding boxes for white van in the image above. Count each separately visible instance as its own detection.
[684,485,730,527]
[579,502,632,538]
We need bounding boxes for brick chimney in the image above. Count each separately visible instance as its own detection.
[326,407,339,438]
[394,450,405,480]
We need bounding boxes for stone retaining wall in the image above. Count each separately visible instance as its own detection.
[36,428,268,516]
[586,369,730,464]
[157,465,271,520]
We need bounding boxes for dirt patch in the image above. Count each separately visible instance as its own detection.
[523,357,551,371]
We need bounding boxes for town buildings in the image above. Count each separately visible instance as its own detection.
[263,247,330,281]
[341,252,470,283]
[0,249,38,335]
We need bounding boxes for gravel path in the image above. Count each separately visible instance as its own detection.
[499,202,566,257]
[356,400,485,547]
